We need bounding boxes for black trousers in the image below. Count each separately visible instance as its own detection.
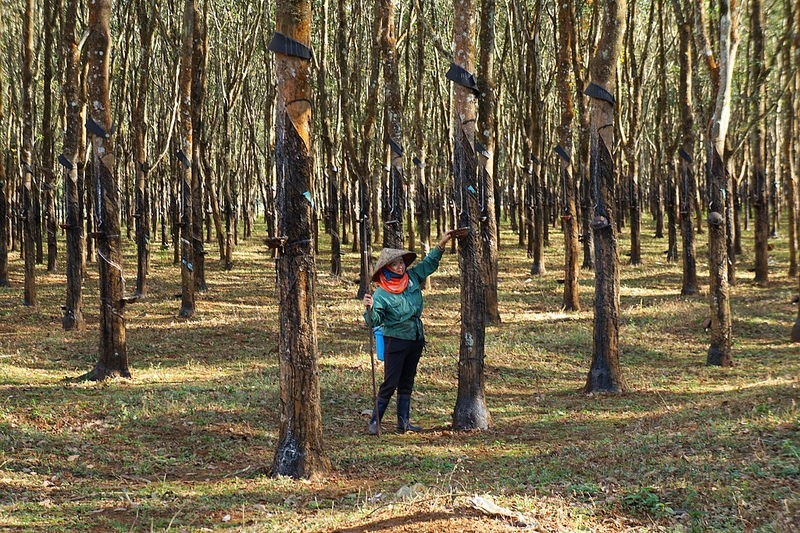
[377,336,425,403]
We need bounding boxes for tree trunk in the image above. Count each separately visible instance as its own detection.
[133,0,155,296]
[0,13,8,288]
[84,0,130,380]
[62,0,86,330]
[557,0,580,311]
[704,0,739,366]
[673,0,699,295]
[477,0,501,323]
[270,0,330,479]
[784,0,797,279]
[191,2,208,292]
[177,0,196,318]
[750,0,768,284]
[43,0,61,272]
[380,0,405,249]
[451,0,490,431]
[584,0,626,394]
[21,0,37,306]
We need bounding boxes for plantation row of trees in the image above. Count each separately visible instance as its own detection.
[0,0,798,477]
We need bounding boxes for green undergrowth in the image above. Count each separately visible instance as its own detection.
[1,218,798,531]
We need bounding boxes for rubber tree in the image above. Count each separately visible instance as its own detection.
[379,0,405,249]
[557,0,580,311]
[84,0,130,380]
[702,0,740,366]
[477,0,502,324]
[750,0,769,284]
[43,0,61,272]
[62,0,86,330]
[191,1,208,291]
[133,0,156,296]
[177,0,195,318]
[270,0,331,478]
[451,0,491,430]
[0,11,8,288]
[21,0,37,307]
[584,0,626,393]
[672,0,699,296]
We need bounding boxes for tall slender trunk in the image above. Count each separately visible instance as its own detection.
[380,0,405,249]
[133,0,155,296]
[21,0,37,306]
[319,0,340,277]
[452,0,490,431]
[43,0,61,271]
[62,0,86,330]
[177,0,195,318]
[584,0,626,393]
[783,0,797,279]
[84,0,130,380]
[477,0,501,322]
[558,0,580,311]
[0,13,8,288]
[704,0,740,367]
[673,0,698,295]
[750,0,768,283]
[270,0,330,478]
[191,2,207,291]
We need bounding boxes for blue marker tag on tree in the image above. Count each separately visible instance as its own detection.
[302,191,314,206]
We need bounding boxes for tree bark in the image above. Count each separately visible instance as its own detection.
[673,0,699,295]
[477,0,501,323]
[133,0,155,296]
[191,1,208,291]
[584,0,626,394]
[84,0,130,380]
[62,0,86,330]
[452,0,490,431]
[0,13,8,288]
[750,0,768,284]
[704,0,740,366]
[380,0,405,249]
[177,0,196,318]
[43,0,61,272]
[557,0,580,311]
[271,0,330,478]
[21,0,37,306]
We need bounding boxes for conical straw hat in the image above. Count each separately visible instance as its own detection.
[371,248,417,282]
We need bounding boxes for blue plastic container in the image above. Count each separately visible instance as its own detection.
[373,326,385,362]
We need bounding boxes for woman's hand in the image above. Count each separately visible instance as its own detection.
[363,293,373,308]
[437,228,465,250]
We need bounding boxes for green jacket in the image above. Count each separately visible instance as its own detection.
[365,246,444,340]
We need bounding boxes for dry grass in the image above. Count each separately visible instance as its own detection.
[1,217,798,532]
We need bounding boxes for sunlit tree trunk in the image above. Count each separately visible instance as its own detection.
[191,2,208,291]
[584,0,626,393]
[452,0,490,430]
[477,0,501,323]
[43,0,61,271]
[84,0,129,380]
[177,0,195,318]
[380,0,405,249]
[0,13,8,288]
[270,0,330,478]
[62,0,86,330]
[750,0,768,283]
[21,0,37,306]
[704,0,740,366]
[557,0,580,311]
[133,0,155,296]
[673,0,699,295]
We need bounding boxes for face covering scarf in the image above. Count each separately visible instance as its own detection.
[378,268,409,294]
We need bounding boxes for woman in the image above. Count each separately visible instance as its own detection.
[363,230,458,434]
